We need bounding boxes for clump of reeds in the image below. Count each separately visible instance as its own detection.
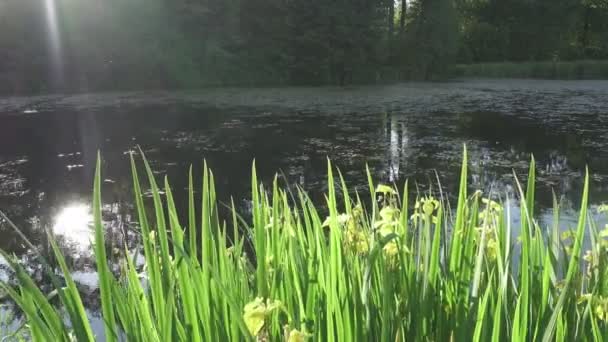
[1,148,607,341]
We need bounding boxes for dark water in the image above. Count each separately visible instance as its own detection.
[2,79,608,335]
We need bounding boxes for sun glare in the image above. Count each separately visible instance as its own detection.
[53,204,93,250]
[43,0,64,84]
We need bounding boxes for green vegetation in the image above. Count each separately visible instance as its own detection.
[2,0,608,93]
[1,149,608,341]
[455,60,608,79]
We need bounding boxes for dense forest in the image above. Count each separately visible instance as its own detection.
[1,0,608,93]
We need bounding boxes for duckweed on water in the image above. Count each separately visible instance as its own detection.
[1,148,608,341]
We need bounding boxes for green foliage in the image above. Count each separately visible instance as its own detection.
[405,0,459,79]
[454,60,608,79]
[0,0,446,91]
[2,0,608,91]
[458,0,608,63]
[1,148,608,341]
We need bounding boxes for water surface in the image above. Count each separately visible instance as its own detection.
[1,80,608,323]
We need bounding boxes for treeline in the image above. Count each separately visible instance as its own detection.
[459,0,608,62]
[0,0,607,93]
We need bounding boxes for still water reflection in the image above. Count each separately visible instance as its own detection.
[1,80,608,332]
[52,204,93,251]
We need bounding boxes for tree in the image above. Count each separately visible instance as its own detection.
[579,0,608,58]
[407,0,459,79]
[3,0,608,92]
[286,0,387,85]
[400,0,407,33]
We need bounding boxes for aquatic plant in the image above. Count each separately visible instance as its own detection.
[1,148,607,341]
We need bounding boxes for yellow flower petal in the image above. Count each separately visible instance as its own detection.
[288,329,311,342]
[242,298,282,336]
[379,207,398,221]
[376,184,397,195]
[243,298,267,336]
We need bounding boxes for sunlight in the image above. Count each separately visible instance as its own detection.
[0,253,8,283]
[53,204,93,250]
[43,0,64,85]
[0,269,8,283]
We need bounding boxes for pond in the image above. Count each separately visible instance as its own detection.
[1,79,608,335]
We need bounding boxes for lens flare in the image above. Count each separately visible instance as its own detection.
[44,0,64,86]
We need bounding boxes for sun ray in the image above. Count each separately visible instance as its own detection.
[44,0,64,86]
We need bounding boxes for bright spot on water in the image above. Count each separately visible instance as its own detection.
[0,269,8,283]
[66,164,84,171]
[71,271,99,290]
[53,204,93,250]
[0,253,9,283]
[128,251,146,267]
